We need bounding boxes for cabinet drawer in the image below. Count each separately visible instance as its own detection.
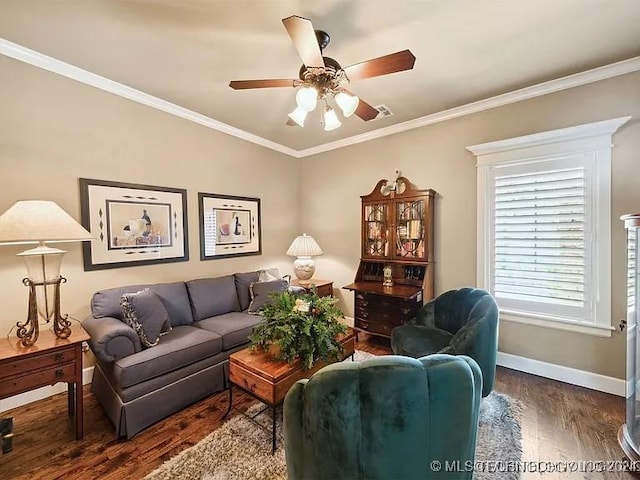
[229,363,275,405]
[356,294,419,309]
[356,303,418,323]
[0,362,76,398]
[0,346,76,381]
[355,318,393,337]
[315,284,333,297]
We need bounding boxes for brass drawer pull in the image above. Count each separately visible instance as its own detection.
[243,379,256,392]
[55,369,64,378]
[54,353,64,362]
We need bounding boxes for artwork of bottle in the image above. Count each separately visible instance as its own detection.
[142,209,151,225]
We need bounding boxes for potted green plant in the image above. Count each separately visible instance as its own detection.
[249,289,347,369]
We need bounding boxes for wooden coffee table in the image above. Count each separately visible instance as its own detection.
[224,327,355,453]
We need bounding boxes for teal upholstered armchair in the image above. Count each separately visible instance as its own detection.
[284,354,482,480]
[391,287,498,397]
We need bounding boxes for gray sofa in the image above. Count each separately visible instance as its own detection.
[83,271,272,439]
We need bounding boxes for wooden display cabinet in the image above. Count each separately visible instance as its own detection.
[344,177,436,338]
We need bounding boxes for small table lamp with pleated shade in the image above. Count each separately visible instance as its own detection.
[0,200,93,346]
[286,233,323,284]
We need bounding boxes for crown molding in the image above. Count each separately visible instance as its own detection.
[1,37,639,159]
[0,38,300,158]
[298,57,640,157]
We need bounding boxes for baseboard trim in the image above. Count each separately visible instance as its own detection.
[497,351,624,397]
[0,354,624,411]
[0,366,94,413]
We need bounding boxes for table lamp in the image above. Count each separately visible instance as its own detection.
[0,200,93,346]
[286,233,323,283]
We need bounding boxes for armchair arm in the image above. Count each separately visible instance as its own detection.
[83,315,142,364]
[440,296,498,397]
[411,298,437,327]
[283,379,308,479]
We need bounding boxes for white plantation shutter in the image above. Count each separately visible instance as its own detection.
[470,117,630,335]
[492,164,591,321]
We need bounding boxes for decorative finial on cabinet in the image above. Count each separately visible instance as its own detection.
[380,169,403,196]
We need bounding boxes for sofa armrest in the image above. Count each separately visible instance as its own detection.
[83,315,142,364]
[288,285,306,296]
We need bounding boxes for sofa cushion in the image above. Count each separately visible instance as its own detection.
[113,325,223,389]
[248,279,288,314]
[120,289,172,348]
[258,268,281,282]
[195,312,262,350]
[91,282,194,327]
[186,276,241,321]
[234,271,260,311]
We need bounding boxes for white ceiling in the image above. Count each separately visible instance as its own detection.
[1,0,639,152]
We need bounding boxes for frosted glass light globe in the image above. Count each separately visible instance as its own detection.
[296,87,318,112]
[335,92,359,117]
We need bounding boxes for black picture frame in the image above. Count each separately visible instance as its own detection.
[79,178,189,271]
[198,192,262,260]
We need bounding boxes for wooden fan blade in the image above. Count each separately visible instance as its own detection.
[343,50,416,82]
[342,88,380,121]
[282,15,325,68]
[354,98,380,121]
[286,118,298,126]
[229,79,296,90]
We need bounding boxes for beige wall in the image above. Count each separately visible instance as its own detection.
[1,52,638,380]
[301,71,640,379]
[0,57,299,357]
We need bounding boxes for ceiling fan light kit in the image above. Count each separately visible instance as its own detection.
[288,105,308,127]
[296,86,319,112]
[323,104,342,131]
[229,15,416,131]
[335,91,359,118]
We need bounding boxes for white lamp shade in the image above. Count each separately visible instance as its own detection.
[296,87,318,112]
[287,233,323,257]
[335,92,359,117]
[0,200,93,245]
[288,106,308,127]
[323,107,342,131]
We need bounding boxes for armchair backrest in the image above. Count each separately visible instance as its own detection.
[436,289,498,397]
[433,287,492,334]
[284,354,482,480]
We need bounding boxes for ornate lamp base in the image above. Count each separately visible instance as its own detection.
[293,256,316,283]
[16,276,71,347]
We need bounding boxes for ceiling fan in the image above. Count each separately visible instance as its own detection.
[229,15,416,131]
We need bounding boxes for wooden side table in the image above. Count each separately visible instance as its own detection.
[291,279,333,297]
[224,327,355,453]
[0,326,90,440]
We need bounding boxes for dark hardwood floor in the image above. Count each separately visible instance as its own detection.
[0,334,632,479]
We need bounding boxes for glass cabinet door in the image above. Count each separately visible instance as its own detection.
[363,203,389,258]
[621,214,640,461]
[394,199,426,260]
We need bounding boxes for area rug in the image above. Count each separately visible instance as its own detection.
[146,351,523,480]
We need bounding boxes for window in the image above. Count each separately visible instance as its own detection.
[468,117,630,337]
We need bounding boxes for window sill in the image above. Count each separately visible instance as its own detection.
[500,310,614,338]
